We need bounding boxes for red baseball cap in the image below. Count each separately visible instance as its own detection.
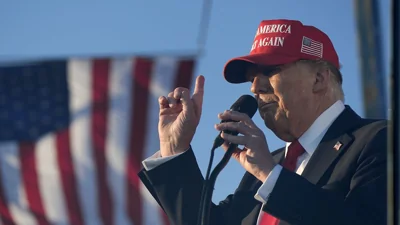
[223,19,339,83]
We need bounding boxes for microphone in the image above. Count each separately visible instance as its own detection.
[197,94,258,225]
[212,94,259,149]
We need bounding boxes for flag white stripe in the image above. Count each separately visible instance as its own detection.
[301,48,322,57]
[141,57,180,225]
[302,46,322,51]
[36,134,68,225]
[0,142,36,225]
[105,58,135,225]
[301,44,322,49]
[68,59,101,225]
[303,46,321,50]
[301,46,321,51]
[301,49,321,54]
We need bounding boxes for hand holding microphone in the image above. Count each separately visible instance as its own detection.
[215,105,277,182]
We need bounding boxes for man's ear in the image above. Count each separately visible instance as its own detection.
[312,69,330,93]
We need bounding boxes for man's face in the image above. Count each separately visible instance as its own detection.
[246,62,316,141]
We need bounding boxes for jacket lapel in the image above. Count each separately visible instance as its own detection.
[301,106,361,185]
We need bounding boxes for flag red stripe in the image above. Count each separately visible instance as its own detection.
[0,166,16,225]
[56,129,84,225]
[126,58,153,225]
[19,142,50,225]
[174,59,196,89]
[91,59,114,225]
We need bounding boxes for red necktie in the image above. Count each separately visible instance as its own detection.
[259,140,305,225]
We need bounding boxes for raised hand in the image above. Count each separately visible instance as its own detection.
[158,75,205,157]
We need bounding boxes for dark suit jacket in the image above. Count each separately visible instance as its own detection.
[138,106,387,225]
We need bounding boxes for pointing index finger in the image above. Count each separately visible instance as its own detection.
[193,75,205,98]
[191,75,205,117]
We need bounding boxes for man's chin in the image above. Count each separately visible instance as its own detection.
[263,118,293,142]
[261,111,277,127]
[263,118,277,133]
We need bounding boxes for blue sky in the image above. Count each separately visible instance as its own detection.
[0,0,391,203]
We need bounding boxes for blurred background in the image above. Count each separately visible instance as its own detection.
[0,0,393,224]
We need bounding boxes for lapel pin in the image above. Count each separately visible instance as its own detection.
[333,141,342,151]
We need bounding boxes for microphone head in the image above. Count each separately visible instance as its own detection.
[212,94,258,149]
[230,94,258,119]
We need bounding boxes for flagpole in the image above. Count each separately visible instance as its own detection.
[196,0,213,57]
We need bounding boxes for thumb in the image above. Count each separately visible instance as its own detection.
[192,75,205,118]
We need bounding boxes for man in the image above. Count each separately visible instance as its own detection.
[138,19,387,225]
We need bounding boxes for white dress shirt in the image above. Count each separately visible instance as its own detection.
[142,100,345,223]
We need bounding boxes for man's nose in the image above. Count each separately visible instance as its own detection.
[250,76,270,94]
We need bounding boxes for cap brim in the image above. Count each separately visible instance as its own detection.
[223,53,300,83]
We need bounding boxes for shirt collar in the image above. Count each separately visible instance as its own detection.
[285,100,345,156]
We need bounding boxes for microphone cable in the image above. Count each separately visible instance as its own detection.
[197,139,238,225]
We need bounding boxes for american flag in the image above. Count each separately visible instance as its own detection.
[300,36,323,58]
[0,56,196,225]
